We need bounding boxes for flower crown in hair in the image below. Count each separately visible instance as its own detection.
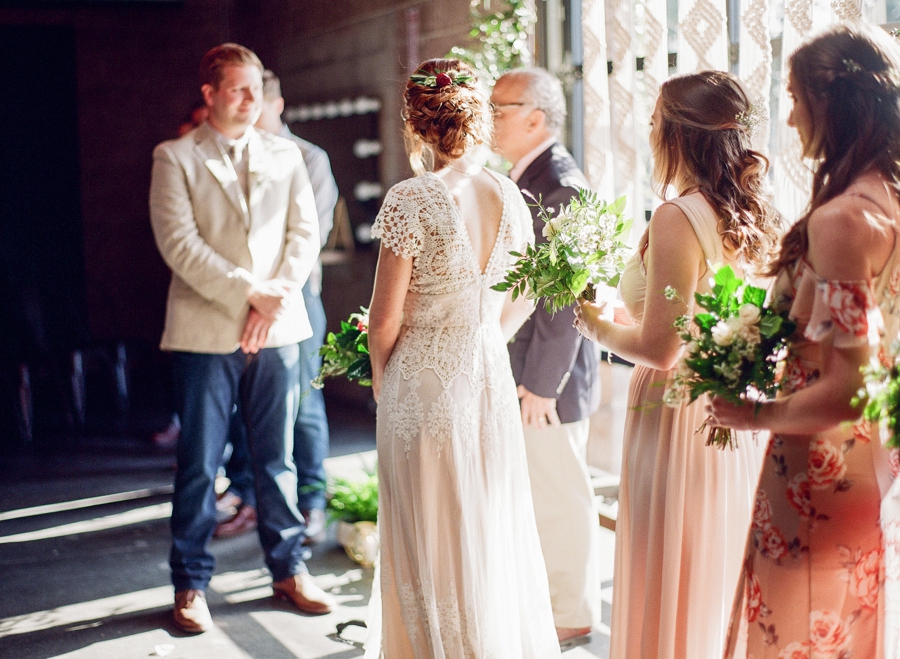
[735,100,766,137]
[409,70,474,88]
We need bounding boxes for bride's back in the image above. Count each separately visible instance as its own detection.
[435,168,503,273]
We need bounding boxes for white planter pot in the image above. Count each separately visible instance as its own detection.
[337,520,379,567]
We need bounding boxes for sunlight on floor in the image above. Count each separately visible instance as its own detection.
[47,627,256,659]
[0,585,174,638]
[0,448,614,657]
[0,503,172,544]
[0,487,173,522]
[0,564,373,639]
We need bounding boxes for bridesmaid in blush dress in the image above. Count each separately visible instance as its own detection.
[574,71,779,659]
[709,23,900,659]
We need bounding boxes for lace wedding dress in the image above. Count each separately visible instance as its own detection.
[364,170,561,658]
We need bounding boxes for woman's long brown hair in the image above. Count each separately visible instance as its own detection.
[653,70,781,271]
[769,22,900,274]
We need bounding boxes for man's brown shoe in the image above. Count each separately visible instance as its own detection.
[173,589,213,633]
[272,573,336,615]
[214,504,257,538]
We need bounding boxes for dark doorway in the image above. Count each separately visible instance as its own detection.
[0,25,88,444]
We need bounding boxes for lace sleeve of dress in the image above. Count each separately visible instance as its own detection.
[805,279,884,348]
[371,180,425,259]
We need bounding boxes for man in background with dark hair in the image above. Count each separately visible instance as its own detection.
[491,67,602,648]
[149,43,335,634]
[215,69,338,546]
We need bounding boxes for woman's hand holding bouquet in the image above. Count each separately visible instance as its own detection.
[855,342,900,449]
[492,189,632,313]
[312,308,372,389]
[664,265,795,449]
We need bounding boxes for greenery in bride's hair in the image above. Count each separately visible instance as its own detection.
[409,71,475,88]
[491,189,632,314]
[855,341,900,450]
[664,265,795,450]
[312,308,371,388]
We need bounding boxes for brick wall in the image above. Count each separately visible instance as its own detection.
[0,0,474,348]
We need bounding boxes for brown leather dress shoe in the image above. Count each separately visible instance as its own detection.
[301,508,327,546]
[214,504,257,538]
[272,573,336,615]
[173,589,213,633]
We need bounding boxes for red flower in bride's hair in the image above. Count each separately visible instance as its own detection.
[435,73,452,87]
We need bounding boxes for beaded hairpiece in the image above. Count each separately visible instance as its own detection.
[409,70,474,88]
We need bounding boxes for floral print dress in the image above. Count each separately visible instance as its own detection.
[724,234,900,659]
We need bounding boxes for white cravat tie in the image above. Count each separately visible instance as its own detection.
[228,142,249,199]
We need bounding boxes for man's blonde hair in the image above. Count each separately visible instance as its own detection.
[199,43,263,89]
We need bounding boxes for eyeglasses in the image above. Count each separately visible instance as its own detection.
[490,102,533,118]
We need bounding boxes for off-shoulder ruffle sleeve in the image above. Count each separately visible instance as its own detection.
[371,179,425,259]
[804,279,884,348]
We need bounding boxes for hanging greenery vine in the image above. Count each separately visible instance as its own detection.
[448,0,537,83]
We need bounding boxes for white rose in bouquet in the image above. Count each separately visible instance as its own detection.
[711,321,735,346]
[738,303,761,326]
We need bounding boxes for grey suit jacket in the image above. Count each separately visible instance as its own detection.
[508,142,601,423]
[278,124,338,295]
[149,122,320,354]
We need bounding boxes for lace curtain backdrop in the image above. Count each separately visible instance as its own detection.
[582,0,616,202]
[739,0,773,152]
[574,0,900,655]
[577,0,888,230]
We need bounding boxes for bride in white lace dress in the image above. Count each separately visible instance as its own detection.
[364,59,561,658]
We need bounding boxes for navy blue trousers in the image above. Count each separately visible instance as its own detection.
[226,282,330,512]
[169,345,307,591]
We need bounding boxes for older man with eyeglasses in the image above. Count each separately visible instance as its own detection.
[491,67,602,649]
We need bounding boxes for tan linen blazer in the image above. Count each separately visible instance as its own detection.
[150,123,320,354]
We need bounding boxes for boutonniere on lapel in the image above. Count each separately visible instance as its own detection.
[248,158,268,187]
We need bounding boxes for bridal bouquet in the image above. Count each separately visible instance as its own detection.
[856,344,900,449]
[663,265,795,449]
[491,189,632,313]
[311,308,372,388]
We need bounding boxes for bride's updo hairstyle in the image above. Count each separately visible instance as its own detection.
[770,22,900,273]
[653,70,780,271]
[403,58,489,175]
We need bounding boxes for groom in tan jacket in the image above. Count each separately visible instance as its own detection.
[149,43,334,633]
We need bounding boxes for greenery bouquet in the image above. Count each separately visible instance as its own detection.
[856,343,900,450]
[491,189,632,313]
[312,307,372,389]
[663,265,795,449]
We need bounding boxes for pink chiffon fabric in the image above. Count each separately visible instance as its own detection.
[611,193,767,659]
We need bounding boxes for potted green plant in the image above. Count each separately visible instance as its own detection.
[327,473,378,567]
